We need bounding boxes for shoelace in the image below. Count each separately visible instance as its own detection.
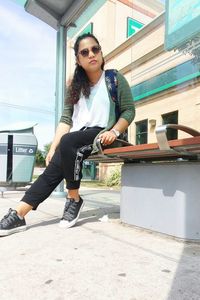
[62,198,73,218]
[63,200,80,221]
[0,209,17,226]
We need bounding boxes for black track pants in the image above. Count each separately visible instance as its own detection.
[21,127,102,210]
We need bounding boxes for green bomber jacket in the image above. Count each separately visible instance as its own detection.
[60,71,135,153]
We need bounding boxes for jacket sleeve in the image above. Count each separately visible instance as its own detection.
[117,72,135,124]
[59,89,73,126]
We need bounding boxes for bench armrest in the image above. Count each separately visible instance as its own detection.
[156,124,200,151]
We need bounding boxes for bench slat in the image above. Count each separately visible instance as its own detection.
[89,136,200,163]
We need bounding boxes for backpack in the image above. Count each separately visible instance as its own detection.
[105,69,128,141]
[105,69,120,120]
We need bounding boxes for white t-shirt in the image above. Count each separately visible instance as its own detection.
[70,71,110,132]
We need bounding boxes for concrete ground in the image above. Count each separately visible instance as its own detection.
[0,187,200,300]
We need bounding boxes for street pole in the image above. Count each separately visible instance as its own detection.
[53,25,66,197]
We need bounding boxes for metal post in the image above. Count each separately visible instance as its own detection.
[53,26,66,197]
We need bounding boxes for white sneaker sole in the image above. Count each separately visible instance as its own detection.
[59,201,84,229]
[0,225,27,236]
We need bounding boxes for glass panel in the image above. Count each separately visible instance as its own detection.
[129,0,199,147]
[165,0,200,50]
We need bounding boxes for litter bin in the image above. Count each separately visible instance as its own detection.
[0,123,38,187]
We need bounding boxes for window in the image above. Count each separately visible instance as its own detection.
[162,111,178,140]
[135,120,148,144]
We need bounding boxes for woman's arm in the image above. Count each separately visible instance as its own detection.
[100,72,135,145]
[99,118,129,145]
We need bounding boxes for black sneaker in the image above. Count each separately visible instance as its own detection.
[59,197,84,228]
[0,208,26,236]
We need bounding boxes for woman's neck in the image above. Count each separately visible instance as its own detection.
[87,70,103,85]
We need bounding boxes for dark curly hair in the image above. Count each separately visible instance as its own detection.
[66,33,105,104]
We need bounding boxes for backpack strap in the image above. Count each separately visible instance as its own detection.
[105,69,128,142]
[105,69,120,120]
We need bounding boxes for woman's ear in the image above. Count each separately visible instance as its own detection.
[76,57,81,66]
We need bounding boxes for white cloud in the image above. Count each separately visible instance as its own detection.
[0,1,56,74]
[0,1,55,45]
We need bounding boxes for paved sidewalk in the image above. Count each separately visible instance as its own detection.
[0,188,200,300]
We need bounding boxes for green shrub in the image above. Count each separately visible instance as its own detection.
[104,167,121,187]
[43,142,52,158]
[35,149,45,167]
[35,143,52,167]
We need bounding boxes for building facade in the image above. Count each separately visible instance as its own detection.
[66,0,200,179]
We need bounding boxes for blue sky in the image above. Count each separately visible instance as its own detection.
[0,0,56,150]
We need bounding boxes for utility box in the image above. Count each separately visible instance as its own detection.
[0,123,38,187]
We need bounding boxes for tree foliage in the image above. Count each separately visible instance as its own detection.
[35,142,52,167]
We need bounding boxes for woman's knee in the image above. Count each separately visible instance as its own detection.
[60,132,77,153]
[60,133,70,151]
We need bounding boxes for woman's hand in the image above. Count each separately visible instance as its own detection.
[45,122,71,166]
[99,130,117,146]
[45,148,55,166]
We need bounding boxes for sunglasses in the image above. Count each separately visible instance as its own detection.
[78,45,101,57]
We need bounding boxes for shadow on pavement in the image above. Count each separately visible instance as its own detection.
[167,244,200,300]
[27,205,120,230]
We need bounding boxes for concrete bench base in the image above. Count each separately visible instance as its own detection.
[121,162,200,240]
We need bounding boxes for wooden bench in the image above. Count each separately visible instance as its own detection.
[89,124,200,241]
